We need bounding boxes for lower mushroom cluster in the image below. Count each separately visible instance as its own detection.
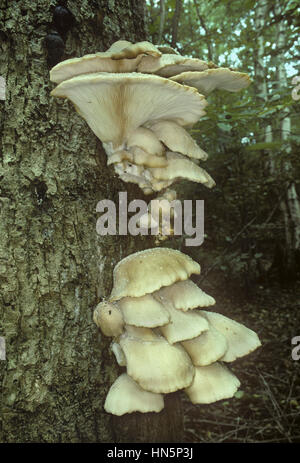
[93,248,261,416]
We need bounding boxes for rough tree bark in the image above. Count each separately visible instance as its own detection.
[0,0,183,443]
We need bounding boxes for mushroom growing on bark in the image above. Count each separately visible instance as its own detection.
[50,39,251,197]
[93,248,261,415]
[50,39,257,416]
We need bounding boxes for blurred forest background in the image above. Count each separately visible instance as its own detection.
[146,0,300,443]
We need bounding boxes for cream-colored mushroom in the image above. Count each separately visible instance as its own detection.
[149,152,215,189]
[107,148,167,169]
[155,279,216,311]
[109,41,161,60]
[146,120,208,160]
[93,301,124,337]
[170,68,251,95]
[126,126,165,157]
[203,311,261,362]
[117,294,170,328]
[51,73,208,149]
[185,363,240,404]
[119,326,195,393]
[109,247,200,301]
[181,324,228,366]
[104,373,164,416]
[156,297,209,344]
[138,54,210,77]
[50,40,161,83]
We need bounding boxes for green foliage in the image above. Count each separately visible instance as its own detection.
[146,0,300,285]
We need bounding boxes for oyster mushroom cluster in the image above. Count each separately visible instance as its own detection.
[50,40,250,196]
[93,248,261,416]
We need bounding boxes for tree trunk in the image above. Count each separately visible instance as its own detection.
[0,0,183,443]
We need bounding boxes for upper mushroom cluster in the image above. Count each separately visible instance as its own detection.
[50,40,250,196]
[93,248,261,416]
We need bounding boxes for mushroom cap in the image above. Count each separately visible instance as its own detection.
[138,54,209,77]
[106,40,132,54]
[104,373,164,416]
[93,301,124,337]
[51,73,208,147]
[149,152,215,188]
[181,324,228,366]
[170,68,251,95]
[109,41,161,60]
[109,248,201,301]
[117,294,170,328]
[185,363,240,404]
[119,326,195,393]
[155,279,216,311]
[126,126,165,157]
[50,40,161,83]
[146,120,208,160]
[203,311,261,362]
[157,298,209,344]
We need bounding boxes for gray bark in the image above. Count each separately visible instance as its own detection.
[0,0,182,443]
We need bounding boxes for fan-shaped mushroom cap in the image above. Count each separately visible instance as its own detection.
[106,40,132,54]
[119,326,195,393]
[117,294,170,328]
[109,41,161,60]
[147,120,208,160]
[170,68,251,95]
[50,41,161,83]
[181,325,228,366]
[185,363,240,404]
[149,152,215,188]
[126,127,164,157]
[109,248,200,301]
[51,73,208,147]
[138,54,209,77]
[93,301,124,337]
[156,279,216,311]
[203,311,261,362]
[111,342,127,366]
[156,298,209,344]
[104,373,164,416]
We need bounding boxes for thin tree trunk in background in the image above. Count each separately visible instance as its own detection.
[0,0,183,443]
[193,0,213,61]
[158,0,166,44]
[171,0,182,49]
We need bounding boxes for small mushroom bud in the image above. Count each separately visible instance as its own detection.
[93,301,124,337]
